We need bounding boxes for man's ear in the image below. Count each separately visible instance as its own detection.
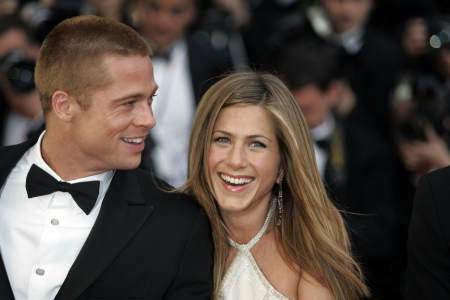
[51,90,78,121]
[324,80,342,107]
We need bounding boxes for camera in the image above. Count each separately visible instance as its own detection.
[394,74,450,144]
[428,17,450,49]
[0,51,35,94]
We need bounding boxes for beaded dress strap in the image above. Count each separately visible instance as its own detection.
[228,199,276,252]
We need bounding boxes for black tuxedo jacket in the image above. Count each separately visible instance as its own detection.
[406,167,450,299]
[0,140,213,300]
[186,32,233,105]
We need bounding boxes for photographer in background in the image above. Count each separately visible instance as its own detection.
[405,18,450,300]
[393,77,450,178]
[0,16,43,146]
[393,18,450,179]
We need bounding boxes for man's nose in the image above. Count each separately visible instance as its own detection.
[136,101,156,129]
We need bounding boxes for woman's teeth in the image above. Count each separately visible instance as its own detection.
[220,173,253,186]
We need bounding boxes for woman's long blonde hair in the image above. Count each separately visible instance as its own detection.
[181,72,369,299]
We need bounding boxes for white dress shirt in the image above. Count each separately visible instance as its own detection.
[307,5,364,54]
[0,132,113,300]
[151,39,195,187]
[311,115,335,178]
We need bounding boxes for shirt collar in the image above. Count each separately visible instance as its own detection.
[311,114,336,142]
[28,131,114,186]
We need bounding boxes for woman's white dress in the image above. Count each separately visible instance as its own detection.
[219,201,289,300]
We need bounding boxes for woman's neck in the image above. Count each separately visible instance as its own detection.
[222,200,273,244]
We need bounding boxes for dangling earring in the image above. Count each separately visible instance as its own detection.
[276,180,283,226]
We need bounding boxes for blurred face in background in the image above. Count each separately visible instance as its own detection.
[0,0,18,16]
[0,27,28,57]
[88,0,124,10]
[320,0,373,33]
[436,47,450,78]
[292,83,339,129]
[86,0,126,20]
[137,0,195,51]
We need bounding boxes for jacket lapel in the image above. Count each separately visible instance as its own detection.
[0,140,38,300]
[186,35,204,103]
[0,255,14,300]
[0,139,37,185]
[55,169,155,300]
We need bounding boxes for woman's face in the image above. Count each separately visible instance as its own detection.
[208,104,281,219]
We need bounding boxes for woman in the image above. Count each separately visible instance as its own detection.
[181,72,369,299]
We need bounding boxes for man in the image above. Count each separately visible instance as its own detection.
[278,38,409,300]
[406,167,450,299]
[134,0,233,187]
[0,15,212,300]
[268,0,403,139]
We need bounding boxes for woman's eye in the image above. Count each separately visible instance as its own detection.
[213,136,230,144]
[250,141,266,148]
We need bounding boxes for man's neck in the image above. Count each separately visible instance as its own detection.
[41,131,105,181]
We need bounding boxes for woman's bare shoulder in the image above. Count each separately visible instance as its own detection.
[297,271,334,300]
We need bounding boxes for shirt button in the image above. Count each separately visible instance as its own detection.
[36,268,45,276]
[51,219,59,226]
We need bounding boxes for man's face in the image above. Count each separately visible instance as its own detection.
[292,84,333,129]
[138,0,195,50]
[320,0,372,33]
[69,54,157,173]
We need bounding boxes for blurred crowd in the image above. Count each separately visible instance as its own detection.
[1,0,450,299]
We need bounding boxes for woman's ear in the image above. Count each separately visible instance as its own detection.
[276,169,285,184]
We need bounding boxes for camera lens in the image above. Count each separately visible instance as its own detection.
[0,51,36,93]
[4,60,35,93]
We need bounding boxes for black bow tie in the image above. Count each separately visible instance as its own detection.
[26,164,100,215]
[315,138,331,151]
[152,49,171,61]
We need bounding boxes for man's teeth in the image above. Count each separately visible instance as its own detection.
[220,173,252,186]
[123,137,144,144]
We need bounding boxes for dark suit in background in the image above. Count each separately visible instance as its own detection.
[406,166,450,299]
[187,32,234,103]
[277,37,410,300]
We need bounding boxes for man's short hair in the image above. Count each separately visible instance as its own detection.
[35,15,151,113]
[277,37,341,91]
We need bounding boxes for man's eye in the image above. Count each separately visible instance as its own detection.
[125,100,137,106]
